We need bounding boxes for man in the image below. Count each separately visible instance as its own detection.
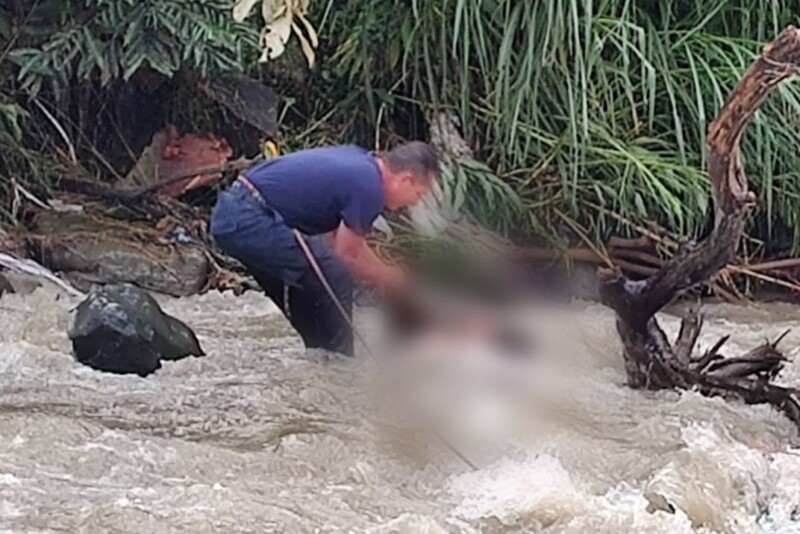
[210,141,439,357]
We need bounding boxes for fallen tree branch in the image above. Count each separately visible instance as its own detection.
[512,246,659,276]
[598,26,800,427]
[129,157,257,199]
[515,242,800,298]
[56,158,258,205]
[0,251,86,298]
[745,258,800,272]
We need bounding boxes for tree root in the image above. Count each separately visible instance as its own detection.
[599,26,800,429]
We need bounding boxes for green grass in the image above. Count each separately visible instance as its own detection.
[4,0,800,255]
[314,0,800,251]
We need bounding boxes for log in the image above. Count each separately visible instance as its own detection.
[598,27,800,426]
[57,157,256,202]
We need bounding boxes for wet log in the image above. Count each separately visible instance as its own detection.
[599,27,800,426]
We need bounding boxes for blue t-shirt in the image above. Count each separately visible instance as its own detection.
[245,145,385,236]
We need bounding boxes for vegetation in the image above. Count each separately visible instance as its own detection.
[10,0,257,93]
[307,0,800,252]
[2,0,800,258]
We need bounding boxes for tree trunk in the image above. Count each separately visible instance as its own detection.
[599,26,800,426]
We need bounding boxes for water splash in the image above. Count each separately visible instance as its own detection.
[0,288,799,532]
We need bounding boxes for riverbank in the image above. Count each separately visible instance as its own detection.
[3,199,800,308]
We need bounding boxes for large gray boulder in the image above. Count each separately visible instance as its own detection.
[68,283,204,376]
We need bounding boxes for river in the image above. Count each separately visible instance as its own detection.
[1,285,799,533]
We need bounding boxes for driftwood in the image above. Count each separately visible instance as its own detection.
[57,157,256,202]
[599,27,800,426]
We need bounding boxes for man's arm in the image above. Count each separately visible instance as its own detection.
[331,222,404,289]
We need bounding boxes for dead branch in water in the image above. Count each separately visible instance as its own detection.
[598,26,800,426]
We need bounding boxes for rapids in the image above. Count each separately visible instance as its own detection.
[1,286,799,533]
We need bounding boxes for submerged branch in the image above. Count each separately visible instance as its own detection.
[598,26,800,428]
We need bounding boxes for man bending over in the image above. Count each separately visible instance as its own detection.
[210,141,439,357]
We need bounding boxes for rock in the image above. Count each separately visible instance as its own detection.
[69,283,204,376]
[198,75,279,137]
[28,211,209,297]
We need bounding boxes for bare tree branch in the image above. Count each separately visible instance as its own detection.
[598,26,800,428]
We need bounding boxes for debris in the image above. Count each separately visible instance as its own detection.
[48,199,84,213]
[598,26,800,428]
[0,271,12,297]
[27,211,209,297]
[0,251,85,298]
[121,125,233,197]
[0,227,24,256]
[198,75,279,136]
[644,491,676,514]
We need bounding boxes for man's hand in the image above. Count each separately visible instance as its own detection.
[378,264,408,293]
[333,222,407,290]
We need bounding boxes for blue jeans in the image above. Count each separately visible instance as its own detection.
[210,183,354,356]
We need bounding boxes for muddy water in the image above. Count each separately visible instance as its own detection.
[1,287,800,533]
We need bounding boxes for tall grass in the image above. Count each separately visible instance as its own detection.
[0,97,77,225]
[319,0,800,250]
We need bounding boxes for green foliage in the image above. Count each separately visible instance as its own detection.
[3,0,800,255]
[10,0,259,95]
[232,0,318,66]
[411,1,800,245]
[311,0,800,250]
[0,101,25,144]
[0,5,11,41]
[0,98,66,224]
[440,159,525,234]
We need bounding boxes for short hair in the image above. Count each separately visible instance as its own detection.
[383,141,440,183]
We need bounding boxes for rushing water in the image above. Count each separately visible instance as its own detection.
[1,284,800,533]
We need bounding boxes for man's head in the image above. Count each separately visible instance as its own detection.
[378,141,439,211]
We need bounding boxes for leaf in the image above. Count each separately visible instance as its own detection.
[233,0,260,23]
[634,192,646,215]
[262,11,292,60]
[261,0,282,23]
[292,21,315,67]
[82,27,104,69]
[296,12,318,47]
[258,44,271,63]
[696,187,709,215]
[123,9,144,46]
[123,53,146,81]
[0,8,11,40]
[0,103,25,142]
